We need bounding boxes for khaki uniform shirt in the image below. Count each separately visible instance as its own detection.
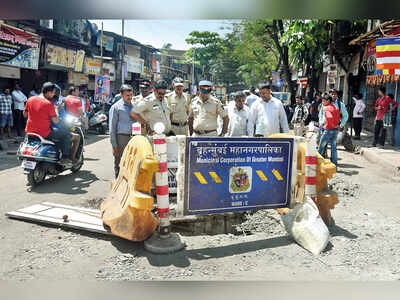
[167,91,190,123]
[133,93,171,133]
[190,95,227,132]
[132,94,145,105]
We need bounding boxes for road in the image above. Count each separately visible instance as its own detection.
[1,134,400,281]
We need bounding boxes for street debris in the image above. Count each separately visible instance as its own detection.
[329,177,361,199]
[81,197,105,209]
[282,197,330,255]
[234,209,286,236]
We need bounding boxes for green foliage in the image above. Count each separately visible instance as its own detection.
[281,19,329,74]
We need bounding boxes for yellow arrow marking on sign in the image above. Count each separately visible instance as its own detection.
[194,172,208,184]
[209,171,222,183]
[272,169,284,181]
[256,170,268,181]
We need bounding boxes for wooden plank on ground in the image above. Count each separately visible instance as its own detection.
[6,202,111,235]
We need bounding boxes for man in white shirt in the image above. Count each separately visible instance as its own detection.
[245,87,259,108]
[226,92,249,137]
[247,84,289,137]
[11,83,27,137]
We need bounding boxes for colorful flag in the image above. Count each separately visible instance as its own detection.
[376,37,400,75]
[298,76,308,88]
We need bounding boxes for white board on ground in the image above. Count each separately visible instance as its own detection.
[5,202,111,235]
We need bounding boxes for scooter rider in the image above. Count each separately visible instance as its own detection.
[24,82,73,165]
[51,85,81,163]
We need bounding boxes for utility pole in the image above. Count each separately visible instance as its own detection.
[192,48,195,90]
[121,19,125,84]
[100,21,103,75]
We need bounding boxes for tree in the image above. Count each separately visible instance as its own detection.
[185,31,225,80]
[281,19,330,100]
[231,20,279,87]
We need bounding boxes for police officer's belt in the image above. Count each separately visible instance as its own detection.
[193,129,217,134]
[171,121,188,126]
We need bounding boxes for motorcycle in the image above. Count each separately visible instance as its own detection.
[88,103,108,134]
[17,114,85,187]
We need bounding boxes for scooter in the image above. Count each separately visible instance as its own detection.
[88,103,108,134]
[17,114,85,187]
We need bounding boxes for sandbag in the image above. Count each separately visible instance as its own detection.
[281,197,330,255]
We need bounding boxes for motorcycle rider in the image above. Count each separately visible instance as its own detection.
[52,85,81,163]
[23,82,73,165]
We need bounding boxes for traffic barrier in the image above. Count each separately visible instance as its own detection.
[270,133,338,226]
[144,123,185,254]
[153,132,170,235]
[100,135,159,241]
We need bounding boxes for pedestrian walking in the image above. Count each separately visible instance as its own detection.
[388,93,398,146]
[167,77,191,135]
[109,84,136,178]
[11,83,27,137]
[131,79,172,135]
[318,95,340,166]
[0,88,13,139]
[188,80,229,137]
[291,96,309,136]
[319,89,348,131]
[309,92,322,123]
[244,86,259,108]
[352,93,366,140]
[226,92,249,137]
[247,83,289,137]
[373,87,398,147]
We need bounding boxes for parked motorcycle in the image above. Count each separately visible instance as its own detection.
[17,114,85,187]
[88,103,108,134]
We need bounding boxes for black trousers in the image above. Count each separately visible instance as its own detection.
[373,120,386,146]
[13,109,25,136]
[353,118,363,137]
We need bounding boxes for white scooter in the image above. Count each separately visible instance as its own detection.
[88,103,108,134]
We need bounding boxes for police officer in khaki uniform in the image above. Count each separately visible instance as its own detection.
[188,80,229,137]
[132,78,152,135]
[130,79,172,135]
[132,78,152,104]
[167,77,190,135]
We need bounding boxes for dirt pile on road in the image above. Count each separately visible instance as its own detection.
[234,210,286,236]
[329,177,361,199]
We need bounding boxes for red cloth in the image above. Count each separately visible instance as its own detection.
[374,95,398,120]
[25,96,56,138]
[64,95,82,118]
[323,103,340,130]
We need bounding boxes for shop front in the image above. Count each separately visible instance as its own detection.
[0,23,41,94]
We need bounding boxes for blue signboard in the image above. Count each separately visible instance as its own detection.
[184,137,294,215]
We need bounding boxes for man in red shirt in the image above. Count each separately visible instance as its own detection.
[24,82,72,165]
[373,86,398,147]
[64,86,88,129]
[318,94,340,166]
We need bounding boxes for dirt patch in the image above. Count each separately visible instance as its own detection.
[80,197,105,209]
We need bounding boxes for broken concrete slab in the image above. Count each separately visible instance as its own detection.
[6,202,111,235]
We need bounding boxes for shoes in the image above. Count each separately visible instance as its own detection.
[372,144,376,147]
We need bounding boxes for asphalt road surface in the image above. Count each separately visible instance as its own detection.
[1,134,400,281]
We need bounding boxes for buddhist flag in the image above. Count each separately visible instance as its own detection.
[298,76,308,88]
[376,37,400,75]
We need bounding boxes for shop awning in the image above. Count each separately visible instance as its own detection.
[349,20,400,45]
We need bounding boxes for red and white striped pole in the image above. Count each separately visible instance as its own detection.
[305,123,317,201]
[153,123,170,236]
